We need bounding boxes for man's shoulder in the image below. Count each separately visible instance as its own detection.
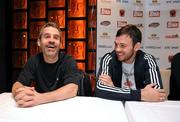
[102,51,115,59]
[137,50,154,59]
[59,52,75,63]
[135,50,157,66]
[172,52,180,63]
[26,53,43,66]
[174,52,180,59]
[30,53,42,60]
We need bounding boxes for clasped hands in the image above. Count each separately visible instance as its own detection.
[13,86,41,107]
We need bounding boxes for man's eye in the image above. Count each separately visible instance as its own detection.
[54,36,60,40]
[44,35,50,38]
[120,45,125,48]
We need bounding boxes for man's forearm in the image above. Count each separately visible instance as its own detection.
[38,83,78,104]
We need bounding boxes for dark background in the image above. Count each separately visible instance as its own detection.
[0,0,12,93]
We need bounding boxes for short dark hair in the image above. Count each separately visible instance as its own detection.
[116,24,142,45]
[38,22,62,40]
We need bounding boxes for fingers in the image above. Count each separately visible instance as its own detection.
[14,92,26,102]
[16,94,34,107]
[159,91,166,100]
[141,86,167,102]
[99,75,112,82]
[15,91,34,104]
[158,89,165,93]
[18,100,35,108]
[15,86,34,93]
[155,90,166,102]
[15,87,35,97]
[99,75,110,80]
[99,75,114,86]
[146,83,157,88]
[15,93,36,107]
[14,87,36,107]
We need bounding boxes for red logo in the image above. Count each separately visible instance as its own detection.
[119,9,125,17]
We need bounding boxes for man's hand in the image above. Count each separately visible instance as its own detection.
[14,86,42,107]
[141,84,166,102]
[99,74,114,87]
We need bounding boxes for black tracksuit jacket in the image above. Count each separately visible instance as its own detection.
[95,50,163,101]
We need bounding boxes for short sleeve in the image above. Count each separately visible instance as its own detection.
[17,57,36,86]
[60,56,82,86]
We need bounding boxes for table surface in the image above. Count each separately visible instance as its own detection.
[0,93,128,122]
[125,100,180,122]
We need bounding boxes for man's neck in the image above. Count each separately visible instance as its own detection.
[43,55,58,64]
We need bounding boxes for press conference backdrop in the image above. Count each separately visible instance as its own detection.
[96,0,180,71]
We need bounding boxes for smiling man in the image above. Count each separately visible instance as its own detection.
[12,22,81,107]
[95,24,166,102]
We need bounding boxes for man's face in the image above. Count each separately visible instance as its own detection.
[39,26,60,59]
[114,34,138,63]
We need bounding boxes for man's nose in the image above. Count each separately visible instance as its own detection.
[115,46,122,52]
[49,37,55,42]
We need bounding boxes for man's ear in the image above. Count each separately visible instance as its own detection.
[37,40,40,46]
[134,42,141,51]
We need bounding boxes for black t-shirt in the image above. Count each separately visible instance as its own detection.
[18,52,81,93]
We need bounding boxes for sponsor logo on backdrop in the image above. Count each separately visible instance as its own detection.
[117,21,127,28]
[98,45,113,48]
[133,11,143,17]
[130,23,143,28]
[149,11,160,17]
[133,0,143,6]
[167,21,179,28]
[148,33,160,40]
[165,34,179,39]
[171,46,179,49]
[101,0,112,3]
[116,0,129,3]
[135,23,144,28]
[100,8,111,15]
[166,0,180,4]
[170,9,176,17]
[119,9,125,17]
[165,46,179,49]
[99,32,111,39]
[148,22,160,28]
[145,46,161,49]
[148,0,160,5]
[164,46,171,49]
[152,0,158,3]
[100,21,111,26]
